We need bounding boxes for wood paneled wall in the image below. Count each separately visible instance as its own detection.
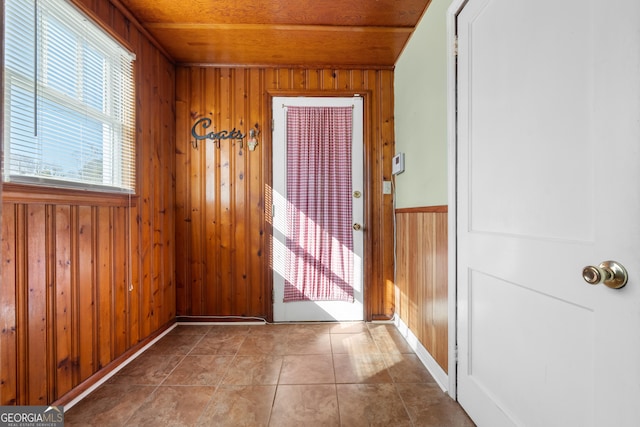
[0,0,176,406]
[395,207,448,371]
[175,68,396,321]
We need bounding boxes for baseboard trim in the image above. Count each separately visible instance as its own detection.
[176,315,268,323]
[54,321,177,410]
[393,316,449,392]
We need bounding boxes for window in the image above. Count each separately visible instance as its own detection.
[4,0,136,193]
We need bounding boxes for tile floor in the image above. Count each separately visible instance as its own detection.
[64,322,475,426]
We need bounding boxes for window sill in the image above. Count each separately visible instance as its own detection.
[1,183,139,207]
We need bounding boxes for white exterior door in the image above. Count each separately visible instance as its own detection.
[455,0,640,426]
[272,96,364,322]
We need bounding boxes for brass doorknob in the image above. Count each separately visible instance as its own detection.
[353,223,362,231]
[582,260,628,289]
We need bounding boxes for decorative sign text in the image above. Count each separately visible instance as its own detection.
[191,117,245,148]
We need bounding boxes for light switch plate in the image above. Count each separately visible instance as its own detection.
[383,180,392,194]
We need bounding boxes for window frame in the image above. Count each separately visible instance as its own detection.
[2,0,138,197]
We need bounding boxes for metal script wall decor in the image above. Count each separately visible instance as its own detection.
[191,117,245,149]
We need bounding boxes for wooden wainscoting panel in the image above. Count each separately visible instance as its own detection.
[395,207,448,372]
[419,212,435,353]
[53,205,73,400]
[128,203,141,349]
[232,69,249,315]
[76,205,97,384]
[434,211,449,370]
[26,205,48,405]
[96,206,114,370]
[113,206,128,358]
[406,213,420,336]
[1,206,18,405]
[396,212,409,331]
[247,68,267,317]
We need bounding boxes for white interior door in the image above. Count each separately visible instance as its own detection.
[456,0,640,426]
[272,96,364,322]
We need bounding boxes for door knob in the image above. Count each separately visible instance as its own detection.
[582,260,628,289]
[353,223,362,231]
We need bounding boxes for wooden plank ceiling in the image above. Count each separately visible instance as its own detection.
[118,0,432,67]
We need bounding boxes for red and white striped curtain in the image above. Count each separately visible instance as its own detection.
[284,106,354,303]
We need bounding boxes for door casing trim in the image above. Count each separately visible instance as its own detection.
[446,0,470,400]
[264,89,374,322]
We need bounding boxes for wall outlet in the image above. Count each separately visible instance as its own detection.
[383,180,392,194]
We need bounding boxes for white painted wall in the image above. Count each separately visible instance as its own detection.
[394,0,453,208]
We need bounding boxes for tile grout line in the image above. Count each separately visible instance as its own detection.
[329,329,343,427]
[119,329,207,426]
[268,324,293,427]
[193,329,248,426]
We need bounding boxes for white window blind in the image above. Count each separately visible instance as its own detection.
[4,0,136,193]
